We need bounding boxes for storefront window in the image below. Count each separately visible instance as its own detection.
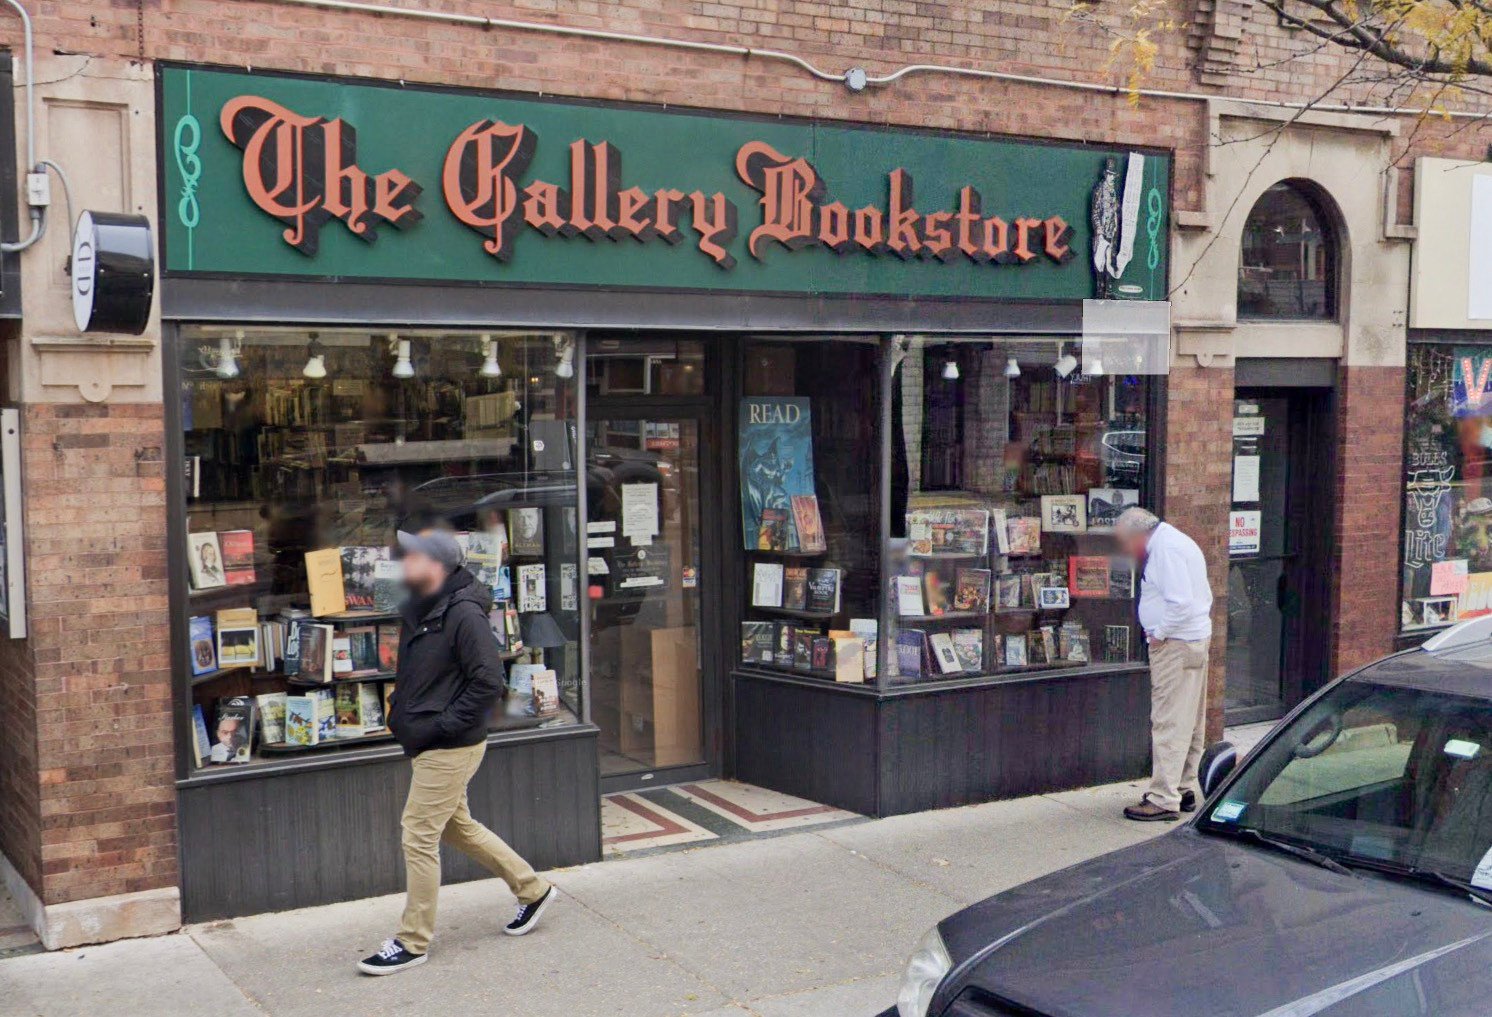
[1399,343,1492,633]
[737,338,882,683]
[886,337,1152,684]
[178,326,581,772]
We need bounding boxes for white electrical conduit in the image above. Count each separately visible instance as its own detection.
[1,0,43,253]
[273,0,1492,121]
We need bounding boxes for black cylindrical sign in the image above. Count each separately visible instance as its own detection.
[71,211,154,335]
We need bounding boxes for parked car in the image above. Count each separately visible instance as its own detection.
[881,617,1492,1017]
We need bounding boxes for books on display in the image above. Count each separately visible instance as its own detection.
[1005,516,1043,556]
[1040,495,1087,534]
[952,568,991,613]
[372,559,405,613]
[215,607,261,669]
[189,615,217,675]
[790,495,827,553]
[849,618,878,679]
[756,507,789,551]
[331,633,354,676]
[951,628,984,672]
[285,694,318,746]
[344,625,381,676]
[895,629,927,678]
[805,567,841,614]
[340,546,390,610]
[210,696,255,764]
[741,621,776,664]
[929,632,962,674]
[782,565,808,610]
[255,692,288,744]
[1068,556,1112,598]
[516,564,547,612]
[751,562,785,608]
[304,547,347,616]
[192,705,211,766]
[509,508,545,557]
[220,529,256,586]
[896,575,926,617]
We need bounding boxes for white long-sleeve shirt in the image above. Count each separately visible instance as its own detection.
[1138,522,1213,642]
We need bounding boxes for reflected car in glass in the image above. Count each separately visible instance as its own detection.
[881,617,1492,1017]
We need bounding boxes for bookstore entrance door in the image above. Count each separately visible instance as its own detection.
[1225,387,1335,724]
[585,344,719,791]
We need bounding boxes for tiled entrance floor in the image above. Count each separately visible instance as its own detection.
[601,779,863,857]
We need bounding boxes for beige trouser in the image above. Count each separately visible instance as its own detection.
[398,741,550,954]
[1145,637,1211,812]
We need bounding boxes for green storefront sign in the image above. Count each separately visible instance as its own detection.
[160,65,1169,301]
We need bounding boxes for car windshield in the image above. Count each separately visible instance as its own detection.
[1200,679,1492,885]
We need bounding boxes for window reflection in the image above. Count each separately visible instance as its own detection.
[1238,182,1337,320]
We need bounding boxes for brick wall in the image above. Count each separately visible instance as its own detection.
[1163,364,1235,741]
[22,404,175,906]
[1330,365,1405,677]
[0,598,39,893]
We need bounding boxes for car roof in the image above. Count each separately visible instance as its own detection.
[1351,642,1492,700]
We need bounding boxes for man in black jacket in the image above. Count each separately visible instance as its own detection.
[359,528,555,976]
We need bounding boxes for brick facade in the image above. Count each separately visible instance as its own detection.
[0,0,1468,933]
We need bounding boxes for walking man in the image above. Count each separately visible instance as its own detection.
[1114,508,1214,823]
[359,528,555,975]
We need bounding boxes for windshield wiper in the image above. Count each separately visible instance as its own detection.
[1341,857,1492,908]
[1228,826,1356,877]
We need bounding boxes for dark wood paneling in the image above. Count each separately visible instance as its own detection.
[877,669,1152,815]
[179,729,600,922]
[732,673,879,816]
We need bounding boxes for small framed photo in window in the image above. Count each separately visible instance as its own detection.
[1037,585,1071,610]
[1040,495,1087,534]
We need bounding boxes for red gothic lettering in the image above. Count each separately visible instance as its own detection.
[1043,215,1074,263]
[854,206,885,252]
[617,186,655,240]
[690,191,738,269]
[442,119,536,260]
[1012,217,1045,263]
[886,169,923,259]
[818,202,852,253]
[736,140,825,257]
[522,180,566,235]
[923,211,954,261]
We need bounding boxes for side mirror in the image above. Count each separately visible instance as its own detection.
[1199,741,1238,799]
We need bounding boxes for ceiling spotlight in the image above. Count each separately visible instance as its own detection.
[390,334,415,379]
[302,333,327,380]
[1003,356,1021,379]
[479,334,502,378]
[554,336,576,380]
[215,330,242,380]
[942,358,960,381]
[1054,350,1078,379]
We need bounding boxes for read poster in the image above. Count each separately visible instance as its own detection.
[738,397,816,549]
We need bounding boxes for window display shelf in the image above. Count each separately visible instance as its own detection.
[752,606,841,621]
[897,611,985,623]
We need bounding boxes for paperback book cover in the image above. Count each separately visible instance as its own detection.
[331,634,354,676]
[509,508,545,557]
[811,637,832,672]
[210,696,255,764]
[1108,557,1137,599]
[283,619,303,676]
[466,530,505,596]
[929,632,962,674]
[189,615,217,675]
[255,692,288,744]
[220,529,257,586]
[792,629,816,671]
[896,575,926,617]
[192,704,211,766]
[334,683,365,738]
[922,568,952,616]
[850,618,878,680]
[774,623,795,665]
[1068,556,1112,598]
[1103,625,1132,663]
[215,608,261,669]
[790,495,827,553]
[752,562,785,608]
[782,566,809,610]
[739,396,816,549]
[516,564,547,612]
[952,568,992,613]
[377,624,400,671]
[951,628,984,672]
[1005,633,1028,667]
[1060,622,1091,663]
[531,670,561,717]
[297,623,334,683]
[741,621,776,664]
[340,546,390,610]
[345,625,381,676]
[995,574,1024,610]
[756,508,789,551]
[285,695,317,746]
[1006,517,1043,556]
[306,687,336,742]
[304,547,347,617]
[372,559,405,613]
[896,629,928,678]
[187,532,227,590]
[829,631,865,683]
[907,508,990,556]
[805,568,841,614]
[359,681,387,731]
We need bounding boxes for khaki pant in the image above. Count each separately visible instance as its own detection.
[1145,637,1211,812]
[398,741,549,954]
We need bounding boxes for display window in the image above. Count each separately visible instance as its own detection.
[734,334,1155,688]
[177,326,582,773]
[1399,342,1492,633]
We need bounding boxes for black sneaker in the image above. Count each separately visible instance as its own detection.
[505,886,555,937]
[1180,789,1197,813]
[358,938,427,976]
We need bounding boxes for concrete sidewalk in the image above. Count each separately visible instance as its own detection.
[0,775,1188,1017]
[3,726,1281,1017]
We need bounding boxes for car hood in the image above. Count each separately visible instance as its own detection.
[937,828,1492,1017]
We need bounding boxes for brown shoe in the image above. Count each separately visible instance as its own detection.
[1124,797,1180,822]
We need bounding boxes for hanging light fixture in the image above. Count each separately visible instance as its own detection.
[554,336,576,380]
[1054,346,1078,379]
[941,356,960,381]
[1084,351,1106,377]
[215,329,243,380]
[479,333,502,378]
[302,332,327,380]
[1003,356,1021,379]
[389,333,415,379]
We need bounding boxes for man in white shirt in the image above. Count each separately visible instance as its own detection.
[1114,507,1214,822]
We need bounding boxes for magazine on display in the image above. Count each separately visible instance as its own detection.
[739,397,817,550]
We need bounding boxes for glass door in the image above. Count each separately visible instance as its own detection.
[585,412,710,783]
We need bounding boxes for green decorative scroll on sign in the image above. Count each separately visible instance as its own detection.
[158,64,1170,302]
